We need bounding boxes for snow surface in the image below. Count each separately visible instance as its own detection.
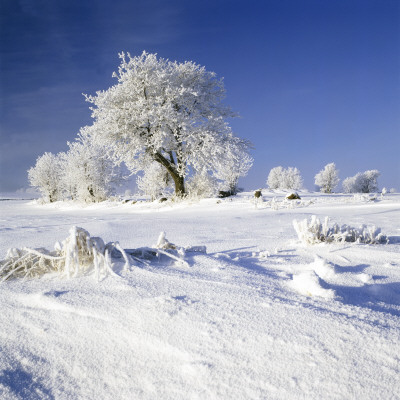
[1,192,400,399]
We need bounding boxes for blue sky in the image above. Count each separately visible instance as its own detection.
[1,0,399,192]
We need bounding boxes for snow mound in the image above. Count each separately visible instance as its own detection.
[310,255,337,280]
[288,256,337,299]
[290,270,336,299]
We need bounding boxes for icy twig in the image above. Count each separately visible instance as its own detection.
[156,248,190,268]
[114,242,130,271]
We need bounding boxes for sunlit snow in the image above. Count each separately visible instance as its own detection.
[0,192,399,399]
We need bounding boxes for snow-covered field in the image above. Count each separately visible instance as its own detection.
[1,192,399,399]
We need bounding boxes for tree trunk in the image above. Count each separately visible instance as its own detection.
[153,152,186,197]
[171,174,185,197]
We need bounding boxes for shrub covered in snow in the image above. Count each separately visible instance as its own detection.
[267,166,303,190]
[293,215,388,245]
[314,163,340,193]
[342,170,380,193]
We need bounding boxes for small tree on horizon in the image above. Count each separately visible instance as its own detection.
[62,129,125,202]
[314,163,340,193]
[28,152,63,203]
[266,166,303,191]
[342,170,380,193]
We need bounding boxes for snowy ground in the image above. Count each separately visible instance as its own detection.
[0,192,400,399]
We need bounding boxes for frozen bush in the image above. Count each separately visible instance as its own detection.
[314,163,340,193]
[293,215,388,245]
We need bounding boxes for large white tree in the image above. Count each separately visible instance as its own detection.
[314,162,340,193]
[84,51,252,197]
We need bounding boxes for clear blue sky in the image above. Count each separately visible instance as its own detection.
[1,0,399,192]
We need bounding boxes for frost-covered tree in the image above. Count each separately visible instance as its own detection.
[267,166,303,190]
[267,166,285,189]
[361,170,380,193]
[342,176,357,194]
[215,151,253,195]
[28,152,63,202]
[136,162,172,200]
[62,128,125,202]
[342,170,380,193]
[314,163,340,193]
[283,167,303,190]
[84,51,252,197]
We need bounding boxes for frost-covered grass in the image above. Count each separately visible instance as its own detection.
[0,227,128,281]
[293,215,388,245]
[0,228,194,282]
[0,192,399,399]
